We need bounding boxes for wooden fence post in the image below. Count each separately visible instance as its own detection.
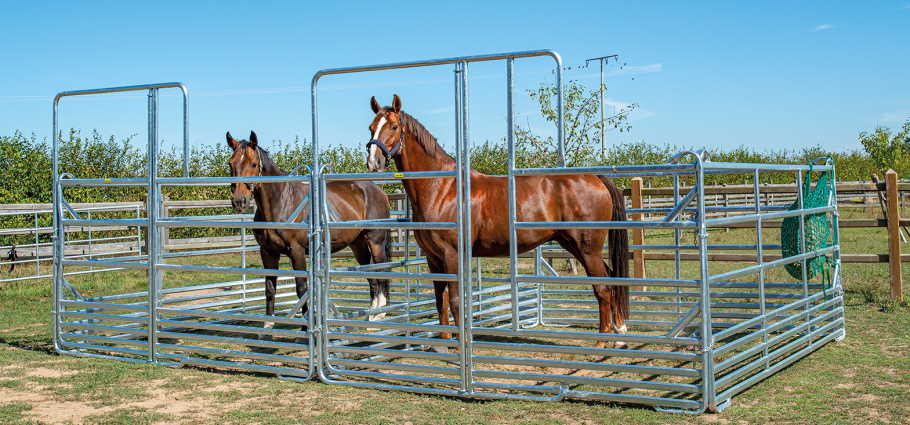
[886,170,903,300]
[631,178,646,282]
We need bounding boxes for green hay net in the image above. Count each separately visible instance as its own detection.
[780,162,835,282]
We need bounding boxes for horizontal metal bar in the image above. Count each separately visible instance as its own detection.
[156,175,311,186]
[156,307,307,326]
[515,220,696,230]
[315,49,559,78]
[60,299,148,312]
[472,369,700,394]
[55,81,186,100]
[60,178,148,187]
[62,259,148,270]
[179,357,310,377]
[329,270,458,282]
[62,218,146,228]
[328,359,459,376]
[156,220,308,229]
[513,163,695,176]
[327,220,457,230]
[327,319,457,334]
[472,355,700,377]
[157,342,310,365]
[472,327,698,346]
[515,274,699,288]
[156,263,308,278]
[708,245,837,283]
[703,161,832,172]
[323,170,456,181]
[714,323,842,404]
[706,205,835,226]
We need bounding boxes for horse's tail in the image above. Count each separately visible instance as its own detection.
[598,176,630,320]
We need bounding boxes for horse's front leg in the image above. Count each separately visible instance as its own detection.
[259,248,281,341]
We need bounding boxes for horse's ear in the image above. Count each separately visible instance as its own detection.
[370,96,380,114]
[249,131,258,148]
[226,132,238,150]
[392,94,401,113]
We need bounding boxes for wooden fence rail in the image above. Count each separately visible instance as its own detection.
[1,180,906,299]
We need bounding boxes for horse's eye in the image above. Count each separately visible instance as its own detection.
[253,163,258,168]
[391,125,399,131]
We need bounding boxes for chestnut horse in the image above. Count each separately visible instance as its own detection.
[364,96,630,348]
[227,131,392,336]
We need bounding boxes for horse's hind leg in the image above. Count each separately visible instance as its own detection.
[555,232,622,349]
[259,248,281,341]
[425,254,452,341]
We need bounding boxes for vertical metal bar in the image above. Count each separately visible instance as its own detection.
[796,170,809,333]
[147,88,161,363]
[87,210,93,271]
[554,56,565,166]
[34,212,40,275]
[535,245,543,325]
[460,62,474,394]
[241,222,247,309]
[673,175,681,315]
[695,157,715,410]
[180,85,190,177]
[754,169,768,369]
[310,73,325,375]
[506,58,520,331]
[135,205,142,254]
[51,97,62,351]
[599,59,605,160]
[307,170,318,375]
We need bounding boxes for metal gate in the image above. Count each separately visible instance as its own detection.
[52,83,316,378]
[52,49,846,414]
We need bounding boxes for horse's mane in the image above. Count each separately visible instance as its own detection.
[239,141,283,176]
[398,110,448,160]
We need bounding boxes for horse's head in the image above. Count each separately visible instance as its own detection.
[366,94,404,172]
[226,131,263,213]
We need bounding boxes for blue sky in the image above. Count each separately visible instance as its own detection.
[1,1,908,158]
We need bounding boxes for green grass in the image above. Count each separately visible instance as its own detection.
[0,222,908,424]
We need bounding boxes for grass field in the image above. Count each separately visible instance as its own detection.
[1,218,909,424]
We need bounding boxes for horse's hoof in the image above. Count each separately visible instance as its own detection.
[614,341,628,349]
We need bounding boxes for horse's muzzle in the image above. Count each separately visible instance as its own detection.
[366,139,388,172]
[232,196,254,214]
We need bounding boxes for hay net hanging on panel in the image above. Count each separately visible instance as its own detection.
[780,160,835,282]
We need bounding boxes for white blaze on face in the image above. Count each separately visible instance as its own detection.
[368,291,388,322]
[368,117,387,171]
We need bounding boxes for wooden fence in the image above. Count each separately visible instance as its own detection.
[1,178,906,299]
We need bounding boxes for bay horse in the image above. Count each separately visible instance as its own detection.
[227,131,392,337]
[364,96,630,348]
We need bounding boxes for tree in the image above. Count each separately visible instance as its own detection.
[859,120,910,177]
[516,80,638,166]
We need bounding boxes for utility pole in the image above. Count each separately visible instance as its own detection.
[585,55,618,160]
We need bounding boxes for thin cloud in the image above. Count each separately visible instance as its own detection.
[812,24,834,32]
